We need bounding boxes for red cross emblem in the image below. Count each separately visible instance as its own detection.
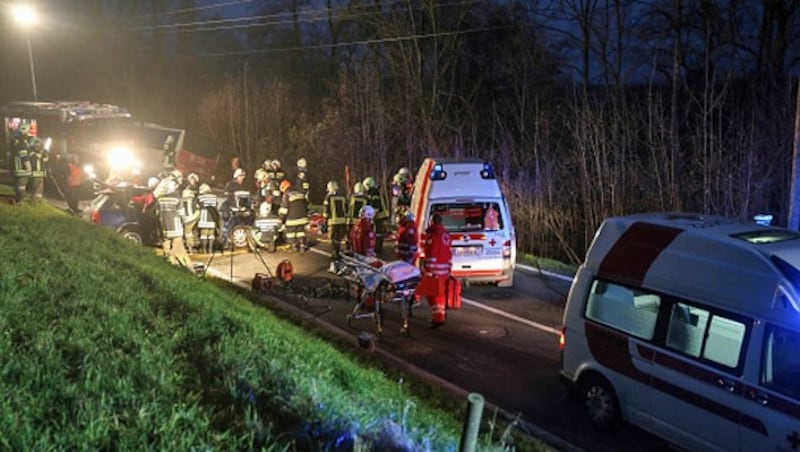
[489,238,496,246]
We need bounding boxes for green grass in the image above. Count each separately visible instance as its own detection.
[517,252,577,278]
[0,198,545,450]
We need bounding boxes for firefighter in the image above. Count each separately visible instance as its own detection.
[423,213,452,328]
[11,123,33,202]
[295,157,310,201]
[268,160,285,214]
[323,180,348,259]
[350,205,376,257]
[181,173,201,253]
[348,181,368,230]
[363,176,389,253]
[28,137,49,203]
[395,211,419,263]
[157,183,186,265]
[223,168,246,214]
[278,179,309,252]
[197,183,220,254]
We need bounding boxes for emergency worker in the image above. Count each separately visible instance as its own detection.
[153,169,182,199]
[181,173,201,253]
[295,157,310,200]
[323,180,348,259]
[363,176,389,252]
[28,137,49,203]
[348,182,368,229]
[157,184,186,264]
[223,168,247,212]
[395,212,419,263]
[197,183,220,254]
[11,123,33,202]
[278,180,309,251]
[267,160,286,214]
[350,205,376,257]
[65,154,83,215]
[423,213,452,327]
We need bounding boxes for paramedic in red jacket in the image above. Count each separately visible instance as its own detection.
[395,211,419,263]
[423,213,452,327]
[350,205,376,257]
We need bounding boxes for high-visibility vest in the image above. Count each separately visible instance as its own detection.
[197,193,218,229]
[158,196,184,239]
[12,138,31,177]
[281,190,309,227]
[348,194,368,225]
[324,193,347,226]
[30,150,48,178]
[367,189,389,220]
[423,224,452,277]
[181,189,199,221]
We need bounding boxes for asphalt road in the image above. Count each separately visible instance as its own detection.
[191,237,673,452]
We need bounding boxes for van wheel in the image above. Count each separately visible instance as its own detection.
[581,375,621,432]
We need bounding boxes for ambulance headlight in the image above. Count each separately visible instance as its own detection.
[108,147,134,170]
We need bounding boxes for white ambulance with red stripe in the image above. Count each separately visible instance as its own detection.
[410,158,516,287]
[560,212,800,451]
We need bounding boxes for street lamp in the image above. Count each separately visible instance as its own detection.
[12,4,38,102]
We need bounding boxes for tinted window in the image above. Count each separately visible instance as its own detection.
[430,202,504,232]
[761,325,800,400]
[664,302,746,370]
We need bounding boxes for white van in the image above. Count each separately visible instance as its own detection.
[410,157,516,287]
[560,212,800,451]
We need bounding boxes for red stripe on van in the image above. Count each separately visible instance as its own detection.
[585,323,767,436]
[597,222,683,286]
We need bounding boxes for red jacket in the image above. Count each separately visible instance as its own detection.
[395,218,419,262]
[350,217,376,256]
[423,223,452,277]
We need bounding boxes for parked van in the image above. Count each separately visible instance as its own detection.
[410,158,516,287]
[560,212,800,451]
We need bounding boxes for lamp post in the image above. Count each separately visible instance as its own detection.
[12,4,38,102]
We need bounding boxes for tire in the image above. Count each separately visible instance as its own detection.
[580,375,622,432]
[229,225,251,250]
[120,228,144,246]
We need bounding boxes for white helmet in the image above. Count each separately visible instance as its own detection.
[263,159,272,169]
[398,167,410,177]
[362,176,377,189]
[360,205,375,220]
[187,173,199,184]
[326,180,338,194]
[147,177,160,189]
[233,168,245,179]
[297,157,307,169]
[199,183,211,194]
[271,159,281,169]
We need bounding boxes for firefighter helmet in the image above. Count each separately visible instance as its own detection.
[362,176,376,189]
[263,159,272,169]
[398,167,410,177]
[255,168,268,182]
[187,173,199,185]
[18,123,31,134]
[326,180,338,194]
[280,179,292,192]
[147,177,160,189]
[297,157,307,169]
[271,159,281,169]
[359,205,375,220]
[392,173,403,185]
[353,182,363,195]
[233,168,245,179]
[199,183,211,194]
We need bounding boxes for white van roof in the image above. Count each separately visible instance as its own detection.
[419,157,503,200]
[586,213,800,320]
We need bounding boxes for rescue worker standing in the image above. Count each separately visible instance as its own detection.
[323,180,348,259]
[350,205,376,257]
[295,157,310,200]
[181,173,201,253]
[11,123,33,203]
[395,211,419,263]
[197,183,220,254]
[348,182,368,230]
[28,137,49,203]
[423,214,452,328]
[278,180,309,252]
[363,176,389,253]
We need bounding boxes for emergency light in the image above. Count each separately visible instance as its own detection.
[480,162,495,179]
[430,164,447,180]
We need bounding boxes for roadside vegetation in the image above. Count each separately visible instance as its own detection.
[0,195,543,450]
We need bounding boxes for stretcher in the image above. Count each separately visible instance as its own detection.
[331,252,421,337]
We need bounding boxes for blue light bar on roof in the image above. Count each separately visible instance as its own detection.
[480,162,495,179]
[431,164,447,180]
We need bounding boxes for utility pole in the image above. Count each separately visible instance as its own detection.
[789,76,800,230]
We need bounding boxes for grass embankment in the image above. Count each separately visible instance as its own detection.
[0,196,537,450]
[517,253,577,278]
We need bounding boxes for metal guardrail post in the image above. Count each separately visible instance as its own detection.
[459,392,484,452]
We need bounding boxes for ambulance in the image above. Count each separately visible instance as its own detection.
[410,157,516,287]
[560,212,800,451]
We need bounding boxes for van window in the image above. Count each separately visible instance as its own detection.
[430,202,504,232]
[761,325,800,400]
[584,280,660,340]
[666,302,746,369]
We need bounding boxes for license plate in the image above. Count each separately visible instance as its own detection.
[454,245,482,256]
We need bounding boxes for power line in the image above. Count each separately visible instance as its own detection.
[138,0,253,18]
[186,24,514,58]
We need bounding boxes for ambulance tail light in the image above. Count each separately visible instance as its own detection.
[502,240,512,258]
